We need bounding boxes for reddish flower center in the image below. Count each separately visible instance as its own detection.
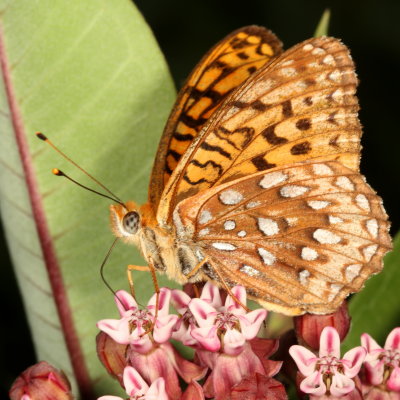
[316,356,344,391]
[128,309,153,331]
[215,312,240,334]
[380,349,400,381]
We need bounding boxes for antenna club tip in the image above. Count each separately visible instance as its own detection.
[36,132,47,141]
[52,168,64,176]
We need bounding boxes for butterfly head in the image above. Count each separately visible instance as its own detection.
[110,201,141,244]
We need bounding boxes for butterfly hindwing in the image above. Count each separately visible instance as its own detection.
[149,26,283,209]
[173,161,391,315]
[158,36,361,225]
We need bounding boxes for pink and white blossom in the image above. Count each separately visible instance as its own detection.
[97,288,178,353]
[97,288,206,400]
[172,282,268,400]
[290,326,366,397]
[98,366,168,400]
[361,327,400,393]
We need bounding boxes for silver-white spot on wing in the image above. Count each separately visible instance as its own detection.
[301,247,318,261]
[280,185,310,198]
[299,270,310,286]
[313,229,341,244]
[329,215,344,224]
[345,264,362,282]
[257,218,279,236]
[199,210,213,224]
[335,176,355,191]
[362,244,378,262]
[223,220,236,231]
[219,189,243,205]
[246,201,261,209]
[313,163,333,176]
[307,200,330,210]
[240,265,261,277]
[257,248,276,265]
[356,194,370,211]
[366,219,378,238]
[198,228,210,236]
[212,242,237,251]
[259,171,288,189]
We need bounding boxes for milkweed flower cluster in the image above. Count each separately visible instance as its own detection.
[9,282,400,400]
[96,282,286,400]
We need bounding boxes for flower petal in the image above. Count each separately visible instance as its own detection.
[128,345,182,400]
[153,315,179,343]
[364,359,385,386]
[224,285,247,315]
[148,288,171,317]
[223,329,246,356]
[171,289,191,314]
[341,346,366,378]
[384,327,400,351]
[97,318,130,344]
[387,366,400,391]
[123,366,149,397]
[330,373,355,397]
[238,309,267,340]
[115,290,138,316]
[97,396,123,400]
[361,333,382,354]
[200,282,222,309]
[145,377,169,400]
[289,345,318,376]
[189,298,217,327]
[319,326,340,358]
[299,370,326,396]
[191,325,220,352]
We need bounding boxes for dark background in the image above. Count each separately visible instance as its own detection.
[2,0,399,397]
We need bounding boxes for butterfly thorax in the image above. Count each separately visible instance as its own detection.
[110,201,205,284]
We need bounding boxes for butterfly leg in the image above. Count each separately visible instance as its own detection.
[128,258,160,338]
[127,264,151,299]
[184,258,250,311]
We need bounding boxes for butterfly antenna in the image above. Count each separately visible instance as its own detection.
[100,238,123,302]
[100,238,145,310]
[51,168,127,208]
[36,132,125,205]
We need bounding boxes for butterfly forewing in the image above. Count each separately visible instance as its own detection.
[173,161,391,315]
[149,26,283,209]
[158,36,361,225]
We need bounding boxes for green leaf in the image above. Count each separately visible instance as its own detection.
[342,231,400,352]
[0,0,175,397]
[314,9,331,37]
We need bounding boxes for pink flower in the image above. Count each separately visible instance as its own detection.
[361,327,400,394]
[171,282,223,347]
[98,366,168,400]
[290,326,366,397]
[185,283,267,356]
[172,283,268,400]
[97,288,178,353]
[97,288,206,400]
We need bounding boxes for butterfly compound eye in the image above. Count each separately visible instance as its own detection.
[122,211,140,234]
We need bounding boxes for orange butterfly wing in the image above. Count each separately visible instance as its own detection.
[173,161,391,315]
[149,26,283,209]
[158,36,361,225]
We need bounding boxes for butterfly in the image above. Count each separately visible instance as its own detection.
[109,26,392,315]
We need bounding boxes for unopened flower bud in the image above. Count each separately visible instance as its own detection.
[9,361,73,400]
[294,301,350,350]
[96,331,128,386]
